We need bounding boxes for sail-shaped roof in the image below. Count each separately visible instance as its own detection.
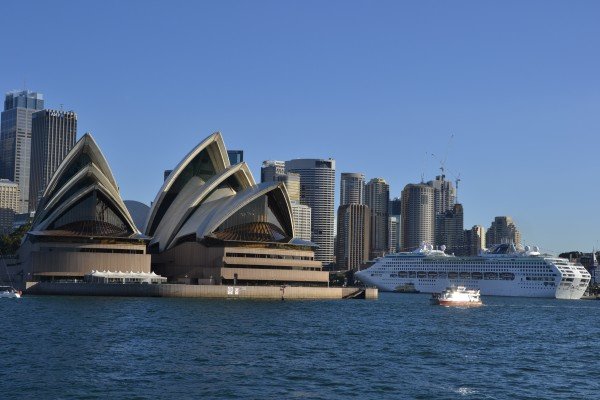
[144,132,232,237]
[145,132,299,252]
[30,133,139,237]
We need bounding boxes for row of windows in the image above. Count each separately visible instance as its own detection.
[226,252,313,261]
[41,247,144,254]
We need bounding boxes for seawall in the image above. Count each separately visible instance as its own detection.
[24,282,378,300]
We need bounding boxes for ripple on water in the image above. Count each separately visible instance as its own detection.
[1,294,600,399]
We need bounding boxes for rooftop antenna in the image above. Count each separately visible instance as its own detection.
[60,103,63,111]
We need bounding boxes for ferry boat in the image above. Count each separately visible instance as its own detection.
[431,286,482,306]
[355,243,591,299]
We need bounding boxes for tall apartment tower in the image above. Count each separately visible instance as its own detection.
[291,202,312,242]
[436,203,464,254]
[389,197,401,253]
[340,173,364,205]
[0,90,44,212]
[427,175,456,215]
[0,179,20,234]
[336,172,369,269]
[428,175,456,248]
[401,183,434,251]
[486,216,521,246]
[388,215,399,253]
[464,225,486,256]
[365,178,389,259]
[336,204,370,270]
[285,159,335,265]
[261,162,311,241]
[29,109,77,212]
[260,160,286,183]
[227,150,243,165]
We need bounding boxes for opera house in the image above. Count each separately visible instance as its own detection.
[18,134,151,280]
[19,132,328,287]
[145,132,327,286]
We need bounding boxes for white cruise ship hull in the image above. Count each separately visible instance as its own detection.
[355,275,585,299]
[355,249,591,300]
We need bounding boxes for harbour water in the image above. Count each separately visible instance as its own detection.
[2,293,599,399]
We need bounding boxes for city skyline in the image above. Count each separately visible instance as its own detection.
[1,1,599,252]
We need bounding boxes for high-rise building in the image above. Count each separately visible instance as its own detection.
[275,172,300,203]
[0,179,19,234]
[285,158,335,265]
[435,203,464,254]
[164,170,173,182]
[291,202,312,241]
[260,160,285,183]
[427,175,456,248]
[336,204,370,270]
[401,183,434,251]
[389,197,401,252]
[336,172,369,268]
[464,225,486,256]
[29,109,77,212]
[340,172,364,205]
[388,215,399,253]
[486,216,521,246]
[227,150,243,165]
[427,175,456,215]
[0,90,44,212]
[261,164,310,241]
[365,178,389,259]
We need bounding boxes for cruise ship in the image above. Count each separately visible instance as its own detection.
[355,243,591,299]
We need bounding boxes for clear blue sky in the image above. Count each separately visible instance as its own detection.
[1,1,598,252]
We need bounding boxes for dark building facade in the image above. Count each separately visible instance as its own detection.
[0,90,44,212]
[365,178,389,259]
[227,150,243,165]
[29,109,77,212]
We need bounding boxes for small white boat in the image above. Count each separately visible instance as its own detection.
[431,286,481,307]
[0,286,21,299]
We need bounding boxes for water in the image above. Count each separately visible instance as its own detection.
[1,293,599,399]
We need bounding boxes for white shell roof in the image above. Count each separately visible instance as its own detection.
[31,133,139,235]
[144,132,232,236]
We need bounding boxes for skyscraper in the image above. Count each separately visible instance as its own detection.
[260,160,285,183]
[275,172,300,203]
[0,90,44,212]
[261,162,311,242]
[365,177,389,259]
[486,216,521,246]
[29,109,77,212]
[464,225,486,256]
[427,175,456,215]
[401,183,434,251]
[336,204,370,270]
[389,197,401,252]
[227,150,243,165]
[0,179,19,234]
[340,172,364,205]
[291,202,312,241]
[388,215,399,253]
[285,158,335,265]
[427,175,457,248]
[337,172,369,268]
[435,203,464,254]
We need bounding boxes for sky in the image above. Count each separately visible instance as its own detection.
[1,0,598,253]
